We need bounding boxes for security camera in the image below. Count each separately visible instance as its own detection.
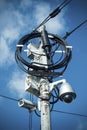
[59,82,76,103]
[18,98,37,111]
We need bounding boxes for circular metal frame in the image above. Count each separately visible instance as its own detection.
[15,32,72,78]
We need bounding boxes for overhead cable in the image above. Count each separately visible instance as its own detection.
[52,109,87,118]
[0,94,18,102]
[0,94,87,118]
[63,19,87,39]
[33,0,72,32]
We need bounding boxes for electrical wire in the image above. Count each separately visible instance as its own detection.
[63,19,87,39]
[0,94,18,102]
[35,110,41,117]
[52,110,87,118]
[50,87,59,105]
[0,94,32,130]
[33,0,72,32]
[0,94,87,118]
[60,0,72,10]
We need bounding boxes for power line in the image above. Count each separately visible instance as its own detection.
[33,0,72,32]
[0,94,33,130]
[52,109,87,118]
[1,94,87,118]
[63,19,87,39]
[0,94,18,102]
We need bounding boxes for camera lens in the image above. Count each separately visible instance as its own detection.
[62,94,73,103]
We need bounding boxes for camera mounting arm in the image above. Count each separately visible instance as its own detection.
[49,79,66,92]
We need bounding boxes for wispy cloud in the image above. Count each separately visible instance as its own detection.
[0,37,14,66]
[34,2,51,24]
[34,2,67,34]
[8,71,26,98]
[0,1,30,67]
[20,0,32,9]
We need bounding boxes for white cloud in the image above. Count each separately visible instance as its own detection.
[34,2,51,24]
[20,0,32,9]
[0,37,14,66]
[34,2,66,34]
[46,15,66,34]
[2,27,20,44]
[1,9,29,44]
[0,2,31,67]
[8,71,26,98]
[13,11,26,27]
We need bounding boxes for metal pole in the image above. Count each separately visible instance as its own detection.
[39,79,51,130]
[38,26,51,130]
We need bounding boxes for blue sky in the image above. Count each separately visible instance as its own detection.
[0,0,87,130]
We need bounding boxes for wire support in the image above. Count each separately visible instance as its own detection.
[15,32,72,78]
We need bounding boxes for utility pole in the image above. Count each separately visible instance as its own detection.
[17,24,76,130]
[32,25,51,130]
[15,1,82,129]
[39,79,51,130]
[15,0,87,127]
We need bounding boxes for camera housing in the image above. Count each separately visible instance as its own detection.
[18,98,37,111]
[59,82,76,103]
